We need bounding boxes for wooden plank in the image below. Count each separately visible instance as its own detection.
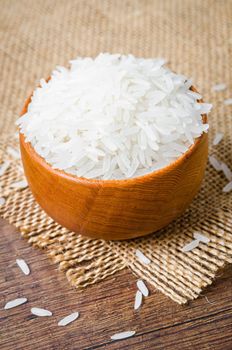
[0,218,232,349]
[103,308,232,350]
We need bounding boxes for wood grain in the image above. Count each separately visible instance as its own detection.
[19,90,208,240]
[0,218,232,350]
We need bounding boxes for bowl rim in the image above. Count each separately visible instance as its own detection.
[19,86,208,187]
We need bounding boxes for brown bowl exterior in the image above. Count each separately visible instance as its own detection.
[19,93,208,240]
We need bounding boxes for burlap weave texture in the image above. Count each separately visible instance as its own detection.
[0,0,232,304]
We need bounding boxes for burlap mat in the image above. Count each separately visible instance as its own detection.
[0,0,232,304]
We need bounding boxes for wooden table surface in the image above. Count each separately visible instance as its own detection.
[0,217,232,350]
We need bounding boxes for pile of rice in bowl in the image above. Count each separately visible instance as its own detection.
[17,53,211,180]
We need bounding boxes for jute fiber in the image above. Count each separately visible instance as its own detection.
[0,0,232,304]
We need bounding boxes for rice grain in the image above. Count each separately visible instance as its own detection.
[137,280,149,297]
[209,156,221,171]
[10,179,28,189]
[0,197,6,206]
[0,161,10,176]
[135,249,151,264]
[58,312,79,326]
[134,290,143,310]
[212,133,223,146]
[212,83,226,92]
[221,162,232,181]
[16,258,30,275]
[193,232,210,244]
[224,98,232,106]
[31,307,52,317]
[222,181,232,193]
[6,146,20,159]
[181,239,199,252]
[111,331,136,340]
[4,297,27,309]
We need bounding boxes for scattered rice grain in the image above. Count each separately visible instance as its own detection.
[193,232,210,244]
[10,179,28,189]
[58,312,79,326]
[135,249,151,264]
[208,156,221,171]
[6,146,20,159]
[16,258,30,275]
[17,165,24,173]
[221,162,232,181]
[0,161,10,176]
[31,307,52,317]
[212,83,226,92]
[134,290,143,310]
[212,132,223,146]
[111,331,136,340]
[137,280,149,297]
[224,98,232,106]
[4,297,27,309]
[0,197,6,206]
[222,181,232,193]
[181,239,199,252]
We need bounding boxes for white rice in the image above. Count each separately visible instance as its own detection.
[58,312,79,326]
[0,197,6,206]
[17,53,210,180]
[181,239,199,252]
[134,290,143,310]
[6,146,20,159]
[0,161,10,176]
[135,249,151,264]
[222,181,232,193]
[208,156,221,171]
[212,83,226,92]
[221,162,232,181]
[224,98,232,106]
[16,258,30,275]
[17,165,24,173]
[31,307,52,317]
[137,279,149,297]
[4,297,27,309]
[212,132,223,146]
[209,156,232,182]
[10,179,28,189]
[111,331,136,340]
[193,232,210,244]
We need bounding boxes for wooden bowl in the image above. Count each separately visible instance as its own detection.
[19,89,208,240]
